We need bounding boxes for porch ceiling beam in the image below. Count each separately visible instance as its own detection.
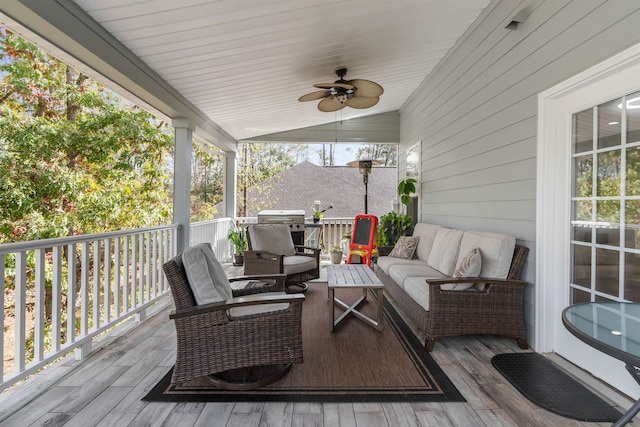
[0,0,236,152]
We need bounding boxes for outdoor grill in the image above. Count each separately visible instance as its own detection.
[257,210,306,245]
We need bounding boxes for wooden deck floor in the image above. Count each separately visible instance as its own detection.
[0,273,637,426]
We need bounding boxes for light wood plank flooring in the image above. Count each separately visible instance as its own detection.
[0,278,637,426]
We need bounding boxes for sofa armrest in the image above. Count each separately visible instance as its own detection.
[426,277,527,288]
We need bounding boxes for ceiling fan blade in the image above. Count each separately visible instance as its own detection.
[298,90,329,102]
[346,96,380,109]
[348,79,384,97]
[318,97,347,112]
[314,82,354,90]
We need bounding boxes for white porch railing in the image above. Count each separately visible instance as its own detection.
[190,217,235,262]
[0,225,178,391]
[0,216,350,392]
[318,217,354,252]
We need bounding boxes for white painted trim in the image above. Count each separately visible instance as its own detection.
[537,42,640,398]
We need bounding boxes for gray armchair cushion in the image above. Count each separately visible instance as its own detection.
[283,255,317,275]
[182,242,233,305]
[248,224,296,256]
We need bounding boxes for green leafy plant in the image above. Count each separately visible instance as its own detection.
[227,227,247,255]
[376,211,414,247]
[397,178,417,207]
[312,204,333,219]
[329,245,342,253]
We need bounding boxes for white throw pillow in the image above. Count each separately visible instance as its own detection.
[441,248,482,290]
[389,236,420,259]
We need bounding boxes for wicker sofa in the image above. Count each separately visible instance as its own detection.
[374,223,529,351]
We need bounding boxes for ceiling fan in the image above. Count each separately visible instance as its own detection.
[298,68,383,112]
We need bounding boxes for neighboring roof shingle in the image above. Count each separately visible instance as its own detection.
[244,160,396,218]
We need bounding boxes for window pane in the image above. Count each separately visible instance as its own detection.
[627,146,640,196]
[573,155,593,197]
[596,200,620,224]
[573,200,592,221]
[596,226,621,246]
[572,223,592,243]
[597,150,621,196]
[595,248,619,297]
[626,91,640,144]
[598,99,622,149]
[625,201,640,249]
[573,108,593,154]
[625,252,640,302]
[571,287,591,304]
[572,244,591,287]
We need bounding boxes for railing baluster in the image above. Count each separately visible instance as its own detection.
[34,248,45,363]
[114,237,121,318]
[145,232,151,303]
[124,235,130,313]
[81,242,90,337]
[92,240,101,330]
[52,246,62,352]
[131,234,138,308]
[67,244,76,345]
[14,251,26,373]
[104,238,111,324]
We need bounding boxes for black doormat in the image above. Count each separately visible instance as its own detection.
[143,283,464,403]
[491,352,622,422]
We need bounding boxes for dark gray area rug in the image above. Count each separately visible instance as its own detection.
[492,352,623,422]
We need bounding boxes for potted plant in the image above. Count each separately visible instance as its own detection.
[329,245,343,264]
[312,204,333,223]
[376,212,414,256]
[227,226,247,266]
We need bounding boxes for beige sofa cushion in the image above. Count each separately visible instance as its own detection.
[376,256,422,275]
[249,224,296,256]
[413,223,442,261]
[389,264,447,290]
[427,228,464,275]
[404,277,431,311]
[182,242,232,305]
[456,231,515,280]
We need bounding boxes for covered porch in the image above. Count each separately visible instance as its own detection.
[2,1,640,425]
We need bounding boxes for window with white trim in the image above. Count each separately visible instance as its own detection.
[571,91,640,303]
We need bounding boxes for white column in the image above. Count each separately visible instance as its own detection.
[172,119,194,254]
[223,150,237,218]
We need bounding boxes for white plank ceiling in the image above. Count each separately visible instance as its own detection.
[70,0,489,141]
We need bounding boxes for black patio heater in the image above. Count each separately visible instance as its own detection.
[347,159,382,214]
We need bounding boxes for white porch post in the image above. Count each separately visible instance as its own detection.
[172,119,194,254]
[223,150,237,218]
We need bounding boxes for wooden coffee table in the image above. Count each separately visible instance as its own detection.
[327,264,384,332]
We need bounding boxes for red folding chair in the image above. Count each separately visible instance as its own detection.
[347,215,379,267]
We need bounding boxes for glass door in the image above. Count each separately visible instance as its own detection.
[570,92,640,304]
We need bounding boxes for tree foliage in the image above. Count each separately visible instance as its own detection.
[0,28,174,243]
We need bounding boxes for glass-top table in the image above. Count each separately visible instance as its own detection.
[562,302,640,426]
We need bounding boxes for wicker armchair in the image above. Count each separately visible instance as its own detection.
[163,253,304,388]
[244,224,320,293]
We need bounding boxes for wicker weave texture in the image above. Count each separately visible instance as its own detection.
[375,244,529,350]
[163,257,304,385]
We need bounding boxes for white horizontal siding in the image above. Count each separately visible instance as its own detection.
[399,0,640,345]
